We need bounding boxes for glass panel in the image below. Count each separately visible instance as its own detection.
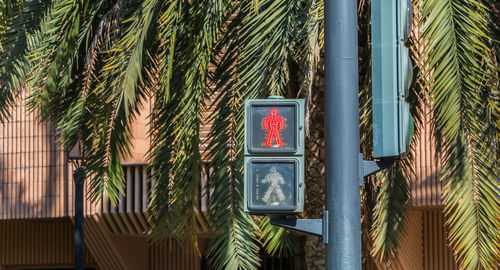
[249,161,296,209]
[249,105,297,153]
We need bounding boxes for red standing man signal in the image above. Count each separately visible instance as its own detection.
[263,109,285,147]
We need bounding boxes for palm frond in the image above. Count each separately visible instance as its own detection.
[370,157,412,262]
[238,0,303,98]
[81,0,124,98]
[0,0,24,34]
[25,0,84,120]
[358,0,372,157]
[77,0,162,204]
[258,216,296,257]
[147,1,183,241]
[0,0,45,121]
[420,0,500,268]
[101,0,161,117]
[149,0,233,253]
[307,0,323,50]
[294,0,322,134]
[204,4,261,269]
[22,0,131,204]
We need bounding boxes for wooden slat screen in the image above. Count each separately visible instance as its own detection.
[395,209,424,270]
[375,209,459,270]
[0,100,70,220]
[408,3,443,208]
[83,216,129,270]
[0,219,95,267]
[95,164,210,235]
[410,103,442,207]
[149,239,201,270]
[422,208,458,270]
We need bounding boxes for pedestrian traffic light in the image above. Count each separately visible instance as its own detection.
[371,0,414,158]
[244,98,305,214]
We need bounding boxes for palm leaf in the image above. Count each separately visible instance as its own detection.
[370,157,412,262]
[101,0,161,117]
[149,0,233,253]
[258,216,296,257]
[0,0,46,121]
[204,3,261,269]
[420,0,500,268]
[238,0,302,98]
[82,0,161,204]
[25,0,83,120]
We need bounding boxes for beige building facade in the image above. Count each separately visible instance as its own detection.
[0,98,459,270]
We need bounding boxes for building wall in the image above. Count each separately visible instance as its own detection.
[0,101,70,220]
[120,99,151,165]
[395,208,458,270]
[149,239,203,270]
[0,218,205,270]
[0,218,97,269]
[411,103,442,207]
[0,92,446,215]
[395,209,424,270]
[421,209,458,270]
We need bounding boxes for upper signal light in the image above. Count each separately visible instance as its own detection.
[245,99,304,155]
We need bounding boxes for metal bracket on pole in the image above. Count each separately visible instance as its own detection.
[359,153,396,186]
[269,210,329,244]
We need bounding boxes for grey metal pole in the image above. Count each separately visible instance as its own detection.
[74,167,85,270]
[324,0,361,268]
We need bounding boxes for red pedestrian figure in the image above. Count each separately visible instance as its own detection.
[263,109,285,147]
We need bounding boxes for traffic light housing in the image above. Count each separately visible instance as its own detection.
[244,99,305,214]
[371,0,414,158]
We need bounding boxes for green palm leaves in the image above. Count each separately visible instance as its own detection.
[0,0,45,121]
[370,158,412,262]
[0,0,499,269]
[420,0,500,268]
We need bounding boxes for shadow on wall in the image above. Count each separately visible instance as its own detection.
[0,107,70,220]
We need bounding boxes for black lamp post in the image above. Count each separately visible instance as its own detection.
[68,141,85,270]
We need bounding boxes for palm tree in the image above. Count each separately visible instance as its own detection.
[0,0,498,269]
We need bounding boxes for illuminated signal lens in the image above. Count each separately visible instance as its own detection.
[262,109,285,147]
[248,104,297,153]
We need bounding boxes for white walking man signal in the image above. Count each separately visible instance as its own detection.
[261,167,286,205]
